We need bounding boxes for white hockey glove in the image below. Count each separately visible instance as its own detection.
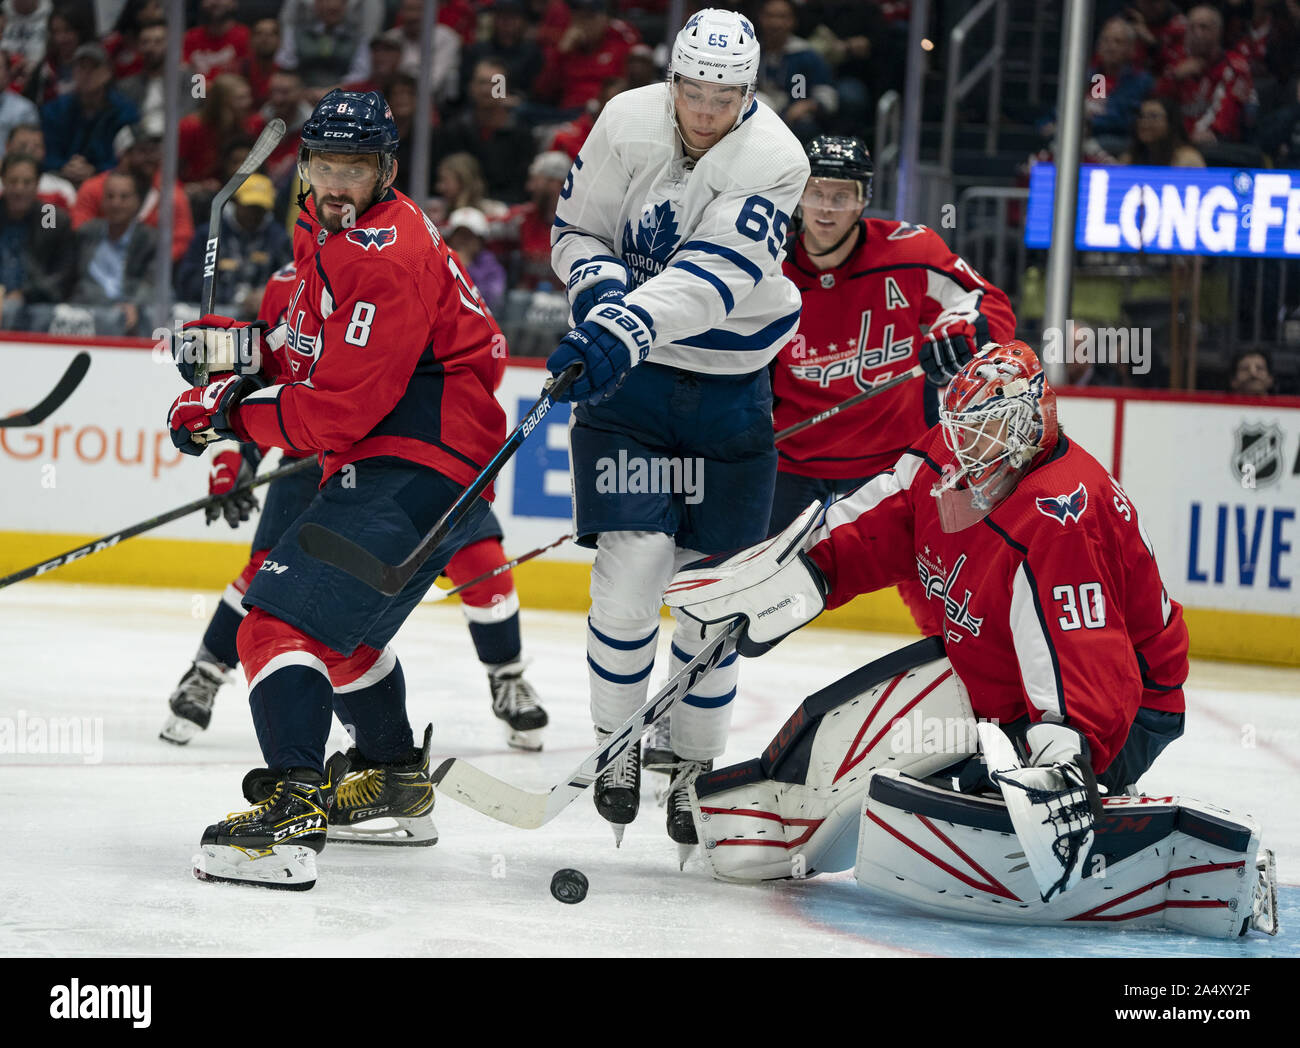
[664,502,829,657]
[980,721,1103,902]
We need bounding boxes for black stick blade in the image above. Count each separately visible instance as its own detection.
[0,352,91,428]
[296,522,410,596]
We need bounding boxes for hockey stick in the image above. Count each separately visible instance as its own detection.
[431,619,742,828]
[195,117,287,385]
[425,532,572,604]
[0,457,315,590]
[773,365,922,444]
[298,364,583,595]
[0,352,91,429]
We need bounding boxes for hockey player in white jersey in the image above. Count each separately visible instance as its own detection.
[546,8,809,849]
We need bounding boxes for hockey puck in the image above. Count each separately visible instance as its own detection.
[550,868,588,904]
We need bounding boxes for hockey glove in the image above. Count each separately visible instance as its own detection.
[567,256,630,324]
[206,444,261,528]
[547,302,656,404]
[664,501,829,657]
[167,373,260,455]
[175,314,268,386]
[919,305,991,386]
[985,721,1103,902]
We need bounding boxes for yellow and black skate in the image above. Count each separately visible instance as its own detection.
[328,723,438,846]
[192,752,350,891]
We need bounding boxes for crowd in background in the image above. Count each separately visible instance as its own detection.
[0,0,1293,395]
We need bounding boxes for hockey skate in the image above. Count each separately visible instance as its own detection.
[328,723,438,846]
[1252,848,1279,936]
[642,716,674,775]
[159,660,229,745]
[192,752,349,891]
[666,756,712,868]
[488,659,548,751]
[593,728,640,846]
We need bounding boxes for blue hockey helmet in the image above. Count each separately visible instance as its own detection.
[298,89,399,191]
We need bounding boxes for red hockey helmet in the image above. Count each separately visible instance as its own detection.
[931,340,1058,531]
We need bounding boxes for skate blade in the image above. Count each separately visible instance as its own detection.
[192,844,317,891]
[676,843,697,870]
[328,815,439,847]
[506,727,544,752]
[1251,849,1279,936]
[611,823,626,848]
[159,714,202,745]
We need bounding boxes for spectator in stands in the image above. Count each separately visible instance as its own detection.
[756,0,837,141]
[445,206,505,313]
[385,70,438,198]
[1258,70,1300,164]
[72,121,193,263]
[1129,0,1187,75]
[391,0,460,107]
[104,0,164,80]
[178,72,263,196]
[175,171,291,318]
[1119,95,1206,166]
[5,122,74,207]
[459,0,543,106]
[119,19,198,132]
[495,149,568,290]
[184,0,250,80]
[434,57,536,204]
[71,170,156,333]
[797,0,889,135]
[41,43,140,188]
[1227,346,1278,394]
[259,68,310,184]
[624,43,658,90]
[1156,3,1255,145]
[548,74,624,159]
[1228,0,1300,109]
[242,17,280,107]
[342,29,404,95]
[25,2,96,104]
[278,0,380,103]
[525,0,576,54]
[2,0,54,91]
[0,151,75,313]
[1088,17,1155,156]
[438,0,478,46]
[432,151,505,225]
[0,49,40,158]
[533,0,639,114]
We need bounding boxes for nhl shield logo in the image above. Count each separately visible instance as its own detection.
[1231,422,1284,488]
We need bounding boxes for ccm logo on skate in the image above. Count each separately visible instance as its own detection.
[257,559,291,575]
[50,979,151,1028]
[274,816,323,841]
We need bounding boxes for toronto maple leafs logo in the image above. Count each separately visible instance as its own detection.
[345,226,398,252]
[621,200,680,287]
[1036,482,1089,524]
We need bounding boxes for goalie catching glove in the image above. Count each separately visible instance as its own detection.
[981,720,1104,902]
[664,501,829,657]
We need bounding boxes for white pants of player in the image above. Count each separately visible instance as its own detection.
[586,531,738,761]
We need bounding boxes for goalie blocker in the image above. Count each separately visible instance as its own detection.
[686,641,1278,939]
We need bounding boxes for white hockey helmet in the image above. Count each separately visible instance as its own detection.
[668,8,760,132]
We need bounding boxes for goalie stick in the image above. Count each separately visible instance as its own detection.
[0,352,91,428]
[425,532,572,604]
[0,457,315,590]
[773,365,921,444]
[298,363,583,595]
[432,619,742,828]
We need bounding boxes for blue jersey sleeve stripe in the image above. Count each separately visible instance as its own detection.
[672,260,735,313]
[675,307,801,352]
[679,240,763,284]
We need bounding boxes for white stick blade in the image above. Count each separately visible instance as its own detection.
[432,758,551,829]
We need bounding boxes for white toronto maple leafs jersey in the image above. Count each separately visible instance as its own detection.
[552,83,810,375]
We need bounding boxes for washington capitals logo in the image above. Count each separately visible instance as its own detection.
[1036,482,1088,525]
[621,200,680,287]
[346,226,398,252]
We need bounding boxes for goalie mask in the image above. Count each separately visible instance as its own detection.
[932,341,1058,532]
[666,8,759,148]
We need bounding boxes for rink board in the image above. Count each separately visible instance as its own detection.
[1,336,1298,665]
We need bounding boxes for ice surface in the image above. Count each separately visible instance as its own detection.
[1,584,1295,957]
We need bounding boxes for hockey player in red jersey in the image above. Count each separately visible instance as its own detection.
[769,136,1017,637]
[165,89,507,890]
[666,341,1189,897]
[161,258,548,754]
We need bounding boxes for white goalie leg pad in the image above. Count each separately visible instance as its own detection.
[192,843,318,890]
[689,638,976,882]
[855,773,1277,939]
[587,530,676,731]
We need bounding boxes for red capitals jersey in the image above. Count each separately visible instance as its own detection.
[773,220,1017,481]
[805,431,1189,773]
[1156,48,1255,142]
[232,191,506,491]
